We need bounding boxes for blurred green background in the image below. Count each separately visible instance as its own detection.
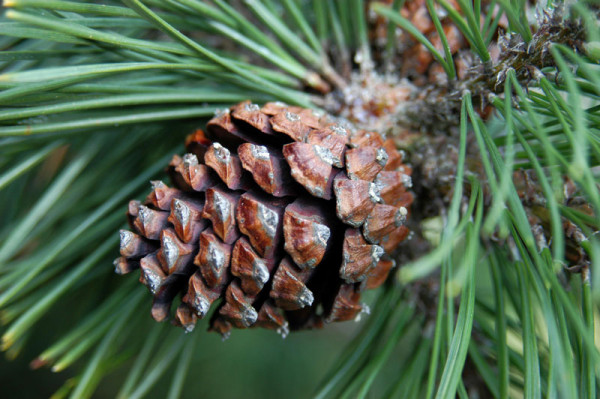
[0,290,376,398]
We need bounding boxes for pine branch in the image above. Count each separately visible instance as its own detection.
[0,0,599,398]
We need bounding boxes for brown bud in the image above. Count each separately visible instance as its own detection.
[340,229,384,283]
[374,171,413,207]
[184,128,212,161]
[157,229,195,274]
[231,100,274,136]
[139,253,166,295]
[219,280,258,328]
[151,274,186,322]
[345,147,388,181]
[270,258,314,310]
[231,237,273,296]
[168,197,206,243]
[175,303,197,333]
[365,258,395,290]
[270,110,312,142]
[204,143,248,190]
[202,186,240,244]
[128,200,141,216]
[334,175,381,227]
[283,198,331,269]
[182,271,224,318]
[260,101,291,116]
[113,256,139,275]
[133,205,169,240]
[380,225,410,253]
[236,191,287,258]
[146,181,181,211]
[127,200,141,228]
[119,230,155,258]
[255,300,289,337]
[306,124,348,168]
[174,153,217,192]
[325,284,363,323]
[209,316,233,339]
[262,103,323,126]
[349,130,384,149]
[238,143,297,197]
[194,228,232,288]
[207,109,258,148]
[382,139,404,171]
[283,142,339,199]
[296,108,324,129]
[363,204,408,244]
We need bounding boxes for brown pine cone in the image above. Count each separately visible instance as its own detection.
[369,0,466,83]
[114,101,413,338]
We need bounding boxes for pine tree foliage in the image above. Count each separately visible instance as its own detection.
[0,0,599,398]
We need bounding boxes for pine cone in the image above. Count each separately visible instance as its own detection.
[114,101,414,338]
[370,0,467,83]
